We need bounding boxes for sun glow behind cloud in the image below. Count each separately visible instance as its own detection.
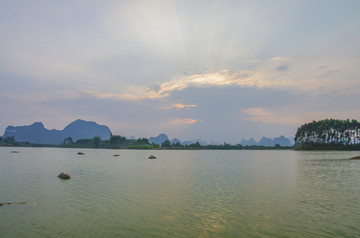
[146,70,271,99]
[77,55,354,104]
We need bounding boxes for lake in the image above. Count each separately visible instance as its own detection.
[1,148,360,237]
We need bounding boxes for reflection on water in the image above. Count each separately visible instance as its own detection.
[294,151,360,237]
[0,148,360,237]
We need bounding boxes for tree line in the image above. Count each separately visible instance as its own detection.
[0,135,292,150]
[295,118,360,150]
[63,135,153,149]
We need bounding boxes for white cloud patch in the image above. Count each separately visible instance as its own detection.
[168,118,202,125]
[146,70,271,99]
[159,104,197,110]
[82,90,142,101]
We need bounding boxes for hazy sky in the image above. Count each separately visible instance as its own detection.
[1,0,359,143]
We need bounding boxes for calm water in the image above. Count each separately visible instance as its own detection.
[1,148,360,237]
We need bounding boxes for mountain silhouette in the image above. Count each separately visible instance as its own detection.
[3,119,111,145]
[148,133,169,145]
[241,136,293,146]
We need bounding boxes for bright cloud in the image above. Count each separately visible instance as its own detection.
[159,104,197,110]
[146,70,270,99]
[169,118,202,125]
[82,90,142,101]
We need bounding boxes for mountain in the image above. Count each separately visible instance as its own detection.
[258,136,275,146]
[273,135,293,147]
[171,138,181,144]
[2,119,111,145]
[287,137,295,145]
[148,134,208,146]
[3,122,63,144]
[148,133,169,145]
[240,138,258,146]
[240,136,293,147]
[62,119,111,142]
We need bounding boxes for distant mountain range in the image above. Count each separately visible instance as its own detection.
[241,136,294,147]
[148,133,293,147]
[148,133,209,146]
[2,119,111,145]
[2,120,293,147]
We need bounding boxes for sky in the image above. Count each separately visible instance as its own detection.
[1,0,359,144]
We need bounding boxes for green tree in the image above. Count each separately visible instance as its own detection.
[161,140,171,147]
[295,118,360,149]
[4,136,16,144]
[92,136,101,148]
[110,135,128,148]
[172,141,182,147]
[63,137,74,145]
[75,139,93,147]
[189,141,202,148]
[137,137,150,145]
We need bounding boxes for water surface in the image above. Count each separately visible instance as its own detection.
[1,148,359,237]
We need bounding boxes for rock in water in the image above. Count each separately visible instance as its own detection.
[148,155,157,159]
[58,172,71,179]
[0,201,34,206]
[77,152,85,155]
[350,156,360,160]
[113,154,120,157]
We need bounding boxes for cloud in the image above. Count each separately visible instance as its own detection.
[4,53,354,109]
[270,57,288,62]
[159,104,197,110]
[141,57,356,99]
[72,70,271,101]
[82,90,142,101]
[70,54,356,103]
[241,107,303,125]
[240,106,360,128]
[146,70,271,99]
[169,118,202,125]
[316,65,329,70]
[276,64,289,71]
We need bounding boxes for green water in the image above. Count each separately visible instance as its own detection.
[1,148,360,237]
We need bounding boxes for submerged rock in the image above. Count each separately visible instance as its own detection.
[14,201,27,204]
[350,156,360,160]
[113,154,120,157]
[77,152,85,155]
[0,201,32,206]
[11,151,19,153]
[58,172,71,179]
[148,155,157,159]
